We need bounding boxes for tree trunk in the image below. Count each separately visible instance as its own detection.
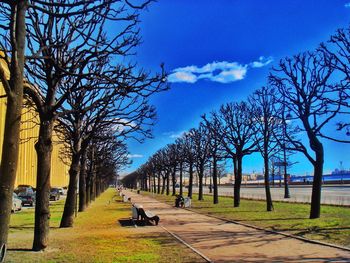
[233,156,242,207]
[166,171,170,195]
[96,177,101,197]
[85,173,92,207]
[0,2,27,259]
[264,153,273,211]
[90,147,96,202]
[144,176,148,191]
[91,169,96,201]
[157,173,160,194]
[91,178,95,201]
[283,145,290,198]
[79,150,87,212]
[153,174,156,193]
[198,164,204,201]
[179,162,183,196]
[60,152,80,228]
[33,119,54,251]
[85,180,90,206]
[212,157,218,204]
[188,162,193,198]
[148,174,152,192]
[161,174,166,194]
[171,165,176,196]
[310,142,324,219]
[209,162,212,193]
[0,86,23,259]
[231,157,236,201]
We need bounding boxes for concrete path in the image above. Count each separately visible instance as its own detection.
[123,190,350,263]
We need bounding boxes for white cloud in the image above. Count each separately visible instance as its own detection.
[345,3,350,8]
[111,118,137,132]
[128,154,144,158]
[211,68,247,83]
[168,57,272,84]
[163,130,186,139]
[250,56,274,68]
[167,71,197,83]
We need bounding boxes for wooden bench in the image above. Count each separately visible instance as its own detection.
[131,204,160,226]
[121,194,131,202]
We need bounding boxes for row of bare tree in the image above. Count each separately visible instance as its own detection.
[0,0,166,260]
[124,25,350,220]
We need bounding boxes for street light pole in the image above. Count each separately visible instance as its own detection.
[283,106,290,198]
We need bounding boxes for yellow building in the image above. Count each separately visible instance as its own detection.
[0,58,69,187]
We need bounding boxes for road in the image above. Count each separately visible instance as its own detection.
[192,185,350,206]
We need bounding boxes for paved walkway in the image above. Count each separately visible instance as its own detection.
[122,190,350,263]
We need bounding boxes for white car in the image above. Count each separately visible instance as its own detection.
[57,187,67,195]
[12,193,22,213]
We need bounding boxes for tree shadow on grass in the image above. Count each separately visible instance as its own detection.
[285,226,350,234]
[193,207,263,212]
[117,218,155,227]
[10,226,60,230]
[7,248,33,252]
[10,225,34,230]
[103,206,130,212]
[234,217,308,222]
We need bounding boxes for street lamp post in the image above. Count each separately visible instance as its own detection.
[282,109,291,198]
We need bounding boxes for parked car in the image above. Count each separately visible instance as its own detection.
[12,193,22,213]
[17,191,35,207]
[50,188,61,201]
[57,187,67,195]
[14,184,35,195]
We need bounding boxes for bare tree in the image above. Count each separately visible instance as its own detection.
[320,27,350,135]
[175,137,186,196]
[167,143,179,196]
[151,150,166,194]
[153,148,168,195]
[249,86,281,211]
[142,158,157,193]
[215,102,257,207]
[269,51,346,218]
[202,113,224,204]
[22,0,165,250]
[192,123,210,201]
[0,2,28,258]
[93,134,129,195]
[57,57,161,227]
[182,130,196,199]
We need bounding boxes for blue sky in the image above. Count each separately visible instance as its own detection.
[123,1,350,176]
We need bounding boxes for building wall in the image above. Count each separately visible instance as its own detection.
[0,59,69,187]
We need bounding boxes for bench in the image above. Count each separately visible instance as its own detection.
[184,197,191,208]
[121,194,131,202]
[175,196,191,208]
[131,204,160,226]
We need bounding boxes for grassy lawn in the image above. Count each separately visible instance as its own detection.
[142,191,350,247]
[6,189,203,263]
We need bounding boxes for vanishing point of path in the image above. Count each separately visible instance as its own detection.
[123,190,350,263]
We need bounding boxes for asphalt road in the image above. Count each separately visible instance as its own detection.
[192,185,350,206]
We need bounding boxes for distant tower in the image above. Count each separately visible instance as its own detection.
[340,161,344,172]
